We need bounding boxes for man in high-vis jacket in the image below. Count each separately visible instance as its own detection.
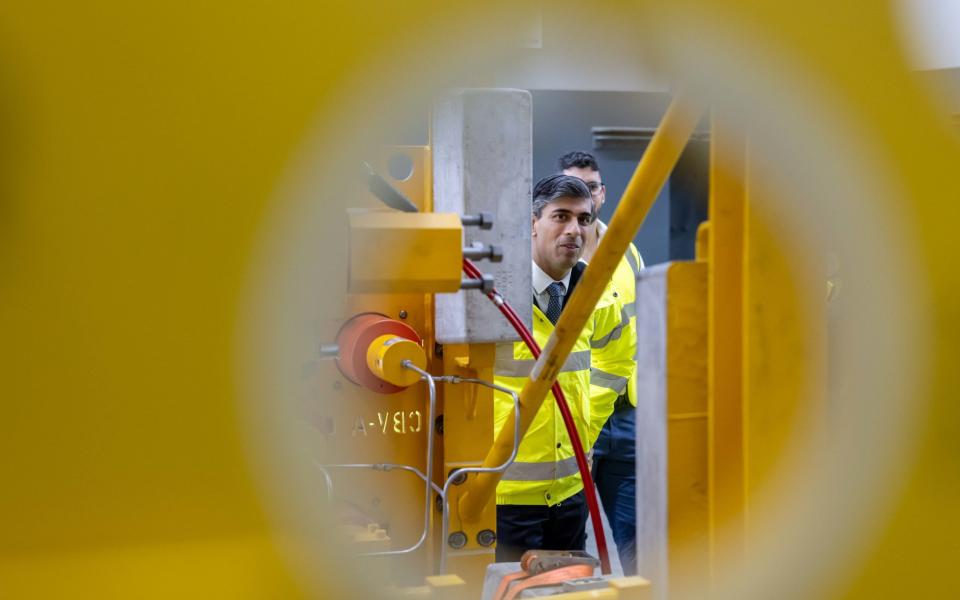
[493,174,634,562]
[560,151,643,574]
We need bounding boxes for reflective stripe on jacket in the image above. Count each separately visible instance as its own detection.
[493,276,633,507]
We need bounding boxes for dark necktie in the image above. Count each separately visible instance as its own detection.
[545,281,565,325]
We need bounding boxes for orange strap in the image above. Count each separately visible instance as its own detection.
[502,564,594,600]
[491,570,529,600]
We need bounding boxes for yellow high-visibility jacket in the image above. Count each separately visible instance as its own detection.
[493,262,635,507]
[611,242,642,409]
[582,240,644,437]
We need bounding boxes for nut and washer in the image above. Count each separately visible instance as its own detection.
[449,469,467,486]
[447,531,468,549]
[476,529,497,547]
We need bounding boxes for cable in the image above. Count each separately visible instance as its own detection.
[315,462,444,496]
[462,258,612,574]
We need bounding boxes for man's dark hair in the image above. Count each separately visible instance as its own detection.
[532,174,593,218]
[557,150,600,174]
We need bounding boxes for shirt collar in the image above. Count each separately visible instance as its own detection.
[581,220,607,266]
[532,260,572,296]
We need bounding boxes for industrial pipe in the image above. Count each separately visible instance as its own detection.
[457,96,703,523]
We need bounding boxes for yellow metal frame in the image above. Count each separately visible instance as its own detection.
[439,343,499,583]
[320,146,442,582]
[706,117,747,573]
[349,211,463,294]
[662,262,709,596]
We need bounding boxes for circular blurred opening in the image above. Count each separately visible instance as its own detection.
[241,5,934,598]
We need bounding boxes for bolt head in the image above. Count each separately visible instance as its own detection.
[476,529,497,547]
[480,273,495,294]
[448,531,468,549]
[479,211,494,230]
[449,469,467,486]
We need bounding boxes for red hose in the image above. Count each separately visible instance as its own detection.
[462,258,612,574]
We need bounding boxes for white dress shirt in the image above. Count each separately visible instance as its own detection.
[532,261,573,313]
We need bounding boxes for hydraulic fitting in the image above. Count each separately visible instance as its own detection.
[460,274,495,294]
[365,334,425,387]
[334,313,426,393]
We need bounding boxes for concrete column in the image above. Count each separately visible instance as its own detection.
[635,263,669,600]
[432,89,533,344]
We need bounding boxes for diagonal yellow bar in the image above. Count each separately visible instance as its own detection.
[458,96,704,521]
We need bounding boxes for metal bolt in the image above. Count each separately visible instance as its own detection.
[319,343,340,358]
[398,310,408,319]
[448,531,468,550]
[478,211,494,229]
[462,243,503,263]
[449,469,467,486]
[434,415,444,436]
[461,212,494,230]
[476,529,497,547]
[435,494,444,513]
[460,274,495,294]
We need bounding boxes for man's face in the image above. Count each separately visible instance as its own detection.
[562,166,605,213]
[531,195,594,279]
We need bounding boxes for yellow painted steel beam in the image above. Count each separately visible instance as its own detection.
[348,211,463,294]
[332,146,441,581]
[706,117,747,575]
[459,96,702,521]
[740,170,826,555]
[695,221,710,262]
[663,262,709,597]
[440,343,499,586]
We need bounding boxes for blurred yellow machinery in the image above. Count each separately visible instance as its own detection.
[2,1,960,599]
